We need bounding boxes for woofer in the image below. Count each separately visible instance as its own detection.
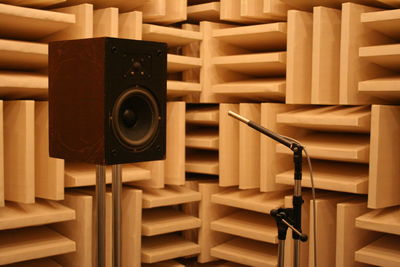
[112,86,160,150]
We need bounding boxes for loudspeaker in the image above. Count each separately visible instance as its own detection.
[49,37,167,165]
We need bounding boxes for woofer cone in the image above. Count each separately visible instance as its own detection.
[112,87,160,150]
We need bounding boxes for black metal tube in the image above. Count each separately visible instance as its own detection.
[247,121,293,149]
[292,146,303,242]
[228,110,293,149]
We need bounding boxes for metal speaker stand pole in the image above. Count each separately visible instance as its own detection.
[112,164,122,267]
[96,165,107,267]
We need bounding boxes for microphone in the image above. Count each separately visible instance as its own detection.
[228,110,296,150]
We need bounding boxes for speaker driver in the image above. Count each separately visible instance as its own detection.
[112,87,160,150]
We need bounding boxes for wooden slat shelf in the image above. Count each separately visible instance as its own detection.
[276,160,369,194]
[0,3,75,40]
[142,186,201,209]
[208,263,248,267]
[212,52,286,77]
[359,76,400,100]
[0,226,76,265]
[340,3,394,105]
[361,9,400,40]
[142,234,200,263]
[211,188,290,214]
[355,235,400,266]
[64,162,151,187]
[281,0,399,11]
[277,105,371,133]
[5,258,62,267]
[187,2,220,22]
[39,4,92,43]
[359,44,400,71]
[276,133,370,163]
[0,39,47,70]
[220,0,262,24]
[186,150,219,175]
[210,237,278,267]
[142,24,201,47]
[186,106,219,125]
[245,0,290,21]
[167,80,201,94]
[200,21,250,103]
[211,210,278,244]
[54,0,147,12]
[195,182,232,263]
[212,78,286,101]
[168,54,202,73]
[0,199,75,231]
[143,260,185,267]
[142,207,201,236]
[186,129,219,150]
[0,72,47,99]
[356,206,400,235]
[213,23,287,51]
[220,0,287,24]
[2,0,65,8]
[167,81,201,98]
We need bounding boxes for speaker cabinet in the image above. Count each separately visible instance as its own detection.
[49,37,167,165]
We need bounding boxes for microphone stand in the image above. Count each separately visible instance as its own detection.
[228,111,308,267]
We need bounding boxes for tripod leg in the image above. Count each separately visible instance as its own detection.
[112,164,122,267]
[96,165,106,267]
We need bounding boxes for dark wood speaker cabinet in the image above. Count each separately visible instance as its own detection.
[49,37,167,165]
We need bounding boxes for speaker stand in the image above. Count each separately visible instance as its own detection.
[112,164,122,267]
[96,165,107,267]
[96,165,122,267]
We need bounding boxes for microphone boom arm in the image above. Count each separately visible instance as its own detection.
[228,111,299,151]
